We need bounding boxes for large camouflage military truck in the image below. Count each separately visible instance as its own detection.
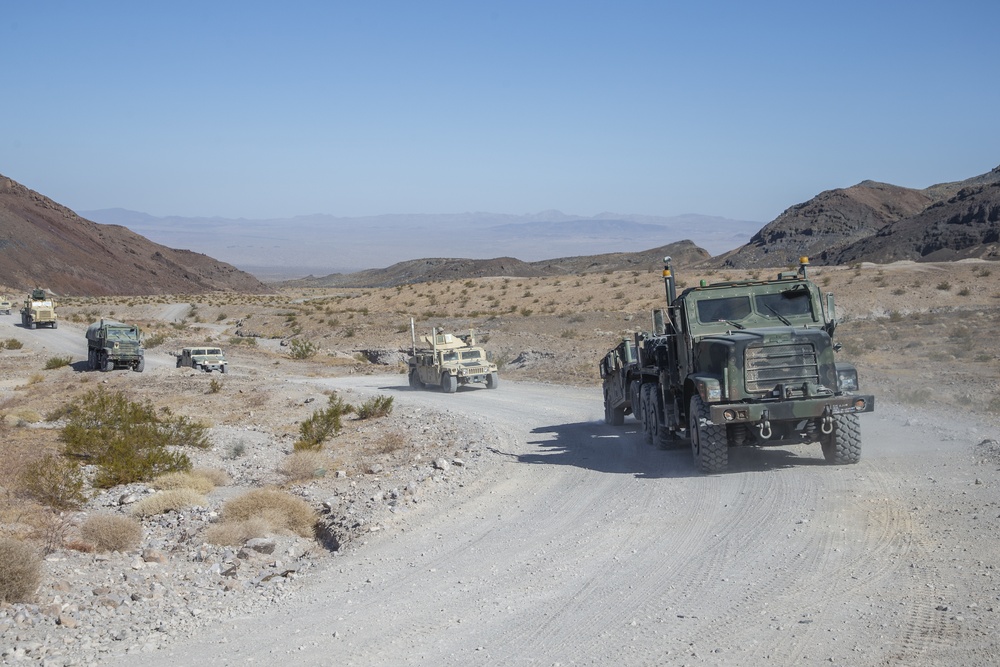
[599,257,874,473]
[86,319,145,372]
[20,288,57,329]
[408,323,499,393]
[176,346,228,373]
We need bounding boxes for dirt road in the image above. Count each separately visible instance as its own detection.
[107,374,1000,666]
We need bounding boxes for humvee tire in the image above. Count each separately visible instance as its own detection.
[441,374,458,394]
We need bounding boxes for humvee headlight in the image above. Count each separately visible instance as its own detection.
[837,368,859,392]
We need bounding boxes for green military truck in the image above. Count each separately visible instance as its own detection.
[408,324,499,393]
[86,319,145,372]
[599,257,874,473]
[21,288,57,329]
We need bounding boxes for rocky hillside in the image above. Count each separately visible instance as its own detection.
[721,164,1000,268]
[0,175,270,296]
[283,240,711,288]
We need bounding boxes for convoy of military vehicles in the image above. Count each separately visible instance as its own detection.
[5,264,872,476]
[600,256,874,473]
[408,321,499,393]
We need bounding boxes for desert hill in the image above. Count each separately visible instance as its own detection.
[0,174,270,296]
[282,240,711,288]
[721,164,1000,268]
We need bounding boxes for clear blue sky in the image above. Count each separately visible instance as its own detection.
[2,1,997,222]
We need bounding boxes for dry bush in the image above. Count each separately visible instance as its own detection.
[152,470,216,494]
[80,514,142,553]
[17,453,88,510]
[193,467,230,486]
[278,451,331,482]
[220,488,317,537]
[203,517,271,546]
[129,488,207,517]
[374,431,407,455]
[0,537,42,603]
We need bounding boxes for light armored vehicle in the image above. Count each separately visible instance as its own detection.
[86,319,145,372]
[176,346,228,373]
[0,296,11,315]
[21,288,57,329]
[599,257,874,473]
[408,325,499,393]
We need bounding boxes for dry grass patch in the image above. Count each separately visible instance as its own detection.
[151,469,221,494]
[129,488,207,517]
[218,488,317,538]
[278,451,332,482]
[204,517,271,546]
[80,514,142,553]
[0,537,42,603]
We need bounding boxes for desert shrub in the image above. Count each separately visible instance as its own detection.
[295,394,353,451]
[0,538,42,603]
[204,517,271,546]
[4,338,23,350]
[80,514,142,552]
[958,287,971,296]
[44,355,73,370]
[18,454,88,510]
[219,488,317,537]
[355,395,393,420]
[144,332,168,348]
[61,389,208,487]
[289,338,318,359]
[229,336,257,347]
[375,431,407,454]
[152,470,216,494]
[193,467,230,486]
[278,451,330,482]
[129,488,207,517]
[208,378,223,394]
[936,281,951,291]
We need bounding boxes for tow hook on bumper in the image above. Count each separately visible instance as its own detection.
[821,406,834,434]
[757,410,772,440]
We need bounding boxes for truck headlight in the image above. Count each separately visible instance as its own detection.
[837,368,859,392]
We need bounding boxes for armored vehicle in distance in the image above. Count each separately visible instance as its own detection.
[21,289,57,329]
[176,346,228,373]
[408,325,499,393]
[86,319,145,372]
[0,296,11,315]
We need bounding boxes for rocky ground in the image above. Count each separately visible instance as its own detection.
[0,258,998,664]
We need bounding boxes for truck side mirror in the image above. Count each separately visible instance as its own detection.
[652,309,666,336]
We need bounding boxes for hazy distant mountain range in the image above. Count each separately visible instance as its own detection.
[77,209,762,280]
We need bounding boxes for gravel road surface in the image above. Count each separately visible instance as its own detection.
[98,373,1000,667]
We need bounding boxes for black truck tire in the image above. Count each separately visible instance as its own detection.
[604,386,624,425]
[441,374,458,394]
[690,395,728,473]
[103,355,114,372]
[409,370,422,389]
[820,413,861,464]
[486,371,500,390]
[135,358,145,373]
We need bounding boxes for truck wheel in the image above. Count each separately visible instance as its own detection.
[29,321,36,330]
[409,370,423,389]
[689,395,728,473]
[441,374,458,394]
[486,371,500,390]
[103,355,114,372]
[820,413,861,464]
[639,385,656,444]
[629,381,642,420]
[52,321,58,329]
[603,386,623,425]
[221,365,227,374]
[135,358,145,373]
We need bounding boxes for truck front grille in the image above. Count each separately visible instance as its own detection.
[745,343,819,393]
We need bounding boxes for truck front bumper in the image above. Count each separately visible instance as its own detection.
[709,395,875,425]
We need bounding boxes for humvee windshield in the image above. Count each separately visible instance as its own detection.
[460,350,481,361]
[443,351,459,362]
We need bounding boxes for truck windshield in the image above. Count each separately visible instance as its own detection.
[755,289,814,320]
[696,296,752,323]
[460,350,481,361]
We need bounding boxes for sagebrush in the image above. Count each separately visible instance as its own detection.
[219,488,317,537]
[295,393,353,450]
[18,453,88,510]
